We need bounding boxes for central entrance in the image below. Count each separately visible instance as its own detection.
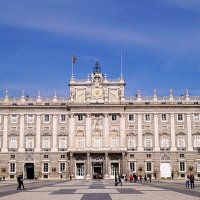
[24,163,34,179]
[92,162,103,179]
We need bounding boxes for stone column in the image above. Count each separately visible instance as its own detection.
[52,115,58,152]
[154,114,160,151]
[86,114,91,147]
[35,115,41,152]
[1,115,8,152]
[122,152,125,175]
[104,152,109,179]
[104,114,109,147]
[18,114,25,152]
[120,114,125,147]
[69,114,75,149]
[69,152,73,178]
[138,114,143,151]
[170,114,176,151]
[187,114,193,151]
[86,153,91,179]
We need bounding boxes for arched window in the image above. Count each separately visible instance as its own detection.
[42,137,51,149]
[110,131,119,147]
[128,135,136,148]
[59,137,67,149]
[194,135,200,148]
[25,137,34,149]
[9,137,17,149]
[160,135,169,148]
[177,135,185,147]
[144,135,152,148]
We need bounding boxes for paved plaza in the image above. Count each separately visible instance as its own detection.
[0,179,199,200]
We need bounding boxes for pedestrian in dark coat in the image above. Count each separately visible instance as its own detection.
[190,174,195,189]
[17,176,21,190]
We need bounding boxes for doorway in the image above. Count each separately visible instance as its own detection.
[160,162,171,178]
[25,163,34,179]
[93,162,103,179]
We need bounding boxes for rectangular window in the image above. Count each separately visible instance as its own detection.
[130,154,134,158]
[27,115,34,123]
[146,154,151,158]
[130,162,135,171]
[44,115,50,123]
[144,114,151,122]
[10,155,15,159]
[193,114,200,122]
[180,154,184,158]
[60,163,65,172]
[161,114,167,121]
[60,115,66,122]
[44,155,48,159]
[43,163,49,172]
[128,114,134,122]
[177,114,183,122]
[10,163,16,173]
[60,155,65,159]
[78,115,83,121]
[179,162,185,172]
[146,162,152,172]
[197,163,200,172]
[112,115,117,121]
[11,115,17,123]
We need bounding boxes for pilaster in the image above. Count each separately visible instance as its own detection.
[86,114,91,147]
[154,114,160,151]
[120,114,125,147]
[1,115,8,152]
[187,114,193,151]
[51,115,58,152]
[137,114,143,151]
[170,114,176,151]
[35,115,41,152]
[18,114,25,152]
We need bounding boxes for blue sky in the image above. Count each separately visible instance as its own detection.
[0,0,200,97]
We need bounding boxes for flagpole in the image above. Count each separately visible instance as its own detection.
[120,51,123,79]
[71,52,74,79]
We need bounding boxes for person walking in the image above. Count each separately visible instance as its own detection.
[118,174,122,186]
[19,175,25,190]
[185,175,190,188]
[190,174,195,189]
[17,175,21,190]
[144,174,148,183]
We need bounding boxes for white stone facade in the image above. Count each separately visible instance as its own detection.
[0,61,200,180]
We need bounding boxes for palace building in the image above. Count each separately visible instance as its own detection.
[0,61,200,180]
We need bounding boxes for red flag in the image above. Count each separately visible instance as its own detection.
[72,54,77,64]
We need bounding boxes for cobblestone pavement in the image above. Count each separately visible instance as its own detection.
[0,179,199,200]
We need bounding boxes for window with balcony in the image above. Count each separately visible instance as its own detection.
[9,137,17,150]
[25,137,34,151]
[76,136,84,148]
[42,137,51,150]
[160,135,170,150]
[194,135,200,149]
[177,135,186,150]
[127,136,136,150]
[144,135,152,150]
[58,137,67,150]
[111,136,119,147]
[92,136,102,148]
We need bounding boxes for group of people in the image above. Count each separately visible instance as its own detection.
[185,174,195,189]
[17,175,25,190]
[129,174,151,183]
